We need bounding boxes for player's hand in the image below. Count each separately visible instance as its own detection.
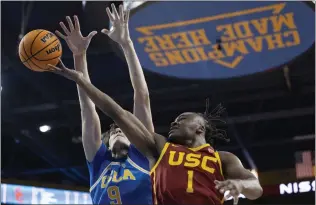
[101,4,131,46]
[48,59,83,82]
[56,16,97,55]
[215,180,242,205]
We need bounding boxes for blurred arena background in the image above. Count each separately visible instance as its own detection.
[1,1,315,204]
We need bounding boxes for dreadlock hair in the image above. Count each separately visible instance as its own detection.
[101,123,119,148]
[198,99,230,148]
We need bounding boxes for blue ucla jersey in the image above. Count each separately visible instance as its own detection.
[87,143,153,204]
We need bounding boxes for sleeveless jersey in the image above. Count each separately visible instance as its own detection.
[87,143,153,204]
[151,142,225,205]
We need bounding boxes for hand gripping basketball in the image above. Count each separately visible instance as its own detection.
[56,15,97,56]
[48,59,83,82]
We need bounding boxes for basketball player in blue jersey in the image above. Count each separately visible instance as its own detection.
[55,4,153,204]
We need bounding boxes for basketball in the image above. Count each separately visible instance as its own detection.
[18,29,62,72]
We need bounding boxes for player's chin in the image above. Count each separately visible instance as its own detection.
[168,132,175,139]
[168,133,181,144]
[114,135,127,142]
[116,137,130,146]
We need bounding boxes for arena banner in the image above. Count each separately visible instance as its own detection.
[279,179,315,195]
[1,183,92,204]
[1,180,315,204]
[129,1,315,79]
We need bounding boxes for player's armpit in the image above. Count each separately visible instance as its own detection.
[219,151,263,200]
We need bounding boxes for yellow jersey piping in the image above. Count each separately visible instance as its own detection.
[150,142,170,174]
[189,143,211,151]
[152,171,158,204]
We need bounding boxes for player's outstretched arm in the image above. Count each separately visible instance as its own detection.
[48,61,163,160]
[102,4,154,132]
[216,151,263,204]
[56,16,100,162]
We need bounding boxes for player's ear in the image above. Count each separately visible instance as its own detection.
[196,125,205,135]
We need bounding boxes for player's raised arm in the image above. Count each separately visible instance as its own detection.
[102,4,154,132]
[216,151,263,204]
[48,61,162,160]
[55,16,100,162]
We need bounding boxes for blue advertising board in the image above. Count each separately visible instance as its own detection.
[129,1,315,79]
[1,183,92,204]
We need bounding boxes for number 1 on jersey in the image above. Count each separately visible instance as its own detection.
[186,170,194,193]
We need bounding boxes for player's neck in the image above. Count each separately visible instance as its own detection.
[187,137,207,148]
[111,143,129,158]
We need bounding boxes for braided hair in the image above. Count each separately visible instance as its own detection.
[198,99,230,148]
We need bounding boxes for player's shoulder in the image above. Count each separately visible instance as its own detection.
[129,144,143,156]
[218,151,240,163]
[218,151,240,165]
[89,143,112,164]
[218,151,233,156]
[153,133,167,149]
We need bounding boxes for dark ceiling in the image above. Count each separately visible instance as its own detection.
[1,1,315,187]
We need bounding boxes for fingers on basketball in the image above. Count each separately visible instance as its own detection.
[47,64,60,73]
[48,59,68,74]
[57,58,67,69]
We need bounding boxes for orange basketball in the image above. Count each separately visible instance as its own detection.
[18,29,62,72]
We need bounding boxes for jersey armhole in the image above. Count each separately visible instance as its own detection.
[154,133,168,157]
[215,151,224,177]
